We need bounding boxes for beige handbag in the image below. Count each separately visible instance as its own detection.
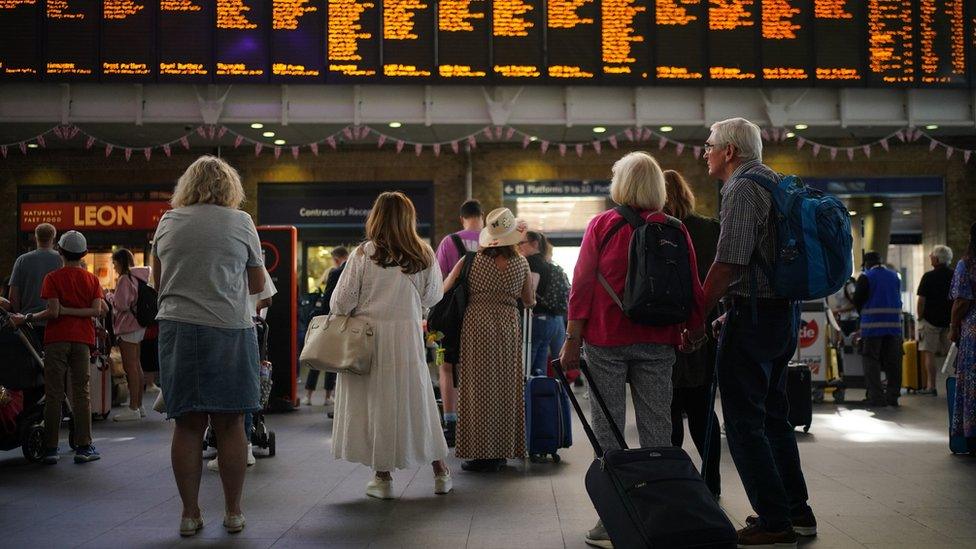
[300,314,375,375]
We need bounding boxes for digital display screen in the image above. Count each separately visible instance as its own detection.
[0,0,969,85]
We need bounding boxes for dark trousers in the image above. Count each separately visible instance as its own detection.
[861,335,903,404]
[719,303,811,532]
[670,384,721,496]
[304,369,336,392]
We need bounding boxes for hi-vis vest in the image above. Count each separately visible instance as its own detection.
[860,266,903,338]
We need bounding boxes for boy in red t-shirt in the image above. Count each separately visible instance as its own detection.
[13,230,105,464]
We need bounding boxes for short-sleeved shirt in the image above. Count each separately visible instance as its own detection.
[715,159,779,298]
[40,266,104,346]
[152,204,264,329]
[917,265,954,327]
[9,248,63,323]
[435,229,480,277]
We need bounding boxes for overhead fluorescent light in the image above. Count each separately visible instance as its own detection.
[902,210,912,215]
[529,136,538,142]
[786,132,795,138]
[262,131,275,138]
[274,139,286,145]
[794,124,808,130]
[388,122,402,128]
[27,143,39,149]
[925,124,938,130]
[873,202,884,208]
[659,126,673,133]
[592,126,607,133]
[848,211,857,216]
[250,123,264,129]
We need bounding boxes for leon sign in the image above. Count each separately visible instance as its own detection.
[20,202,171,232]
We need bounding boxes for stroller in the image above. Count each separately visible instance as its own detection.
[0,309,77,462]
[202,316,276,456]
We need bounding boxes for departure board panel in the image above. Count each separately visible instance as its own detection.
[547,0,600,79]
[158,0,213,82]
[814,0,864,81]
[101,0,155,81]
[45,0,99,80]
[1,0,973,85]
[867,0,914,84]
[762,0,813,81]
[327,0,380,80]
[215,0,269,82]
[656,0,707,81]
[383,0,436,79]
[271,0,323,81]
[708,0,760,81]
[493,0,545,79]
[0,0,40,79]
[438,0,490,78]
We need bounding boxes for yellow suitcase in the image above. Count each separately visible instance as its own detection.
[902,340,921,390]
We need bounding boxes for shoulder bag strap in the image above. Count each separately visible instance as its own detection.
[450,233,466,257]
[596,207,644,312]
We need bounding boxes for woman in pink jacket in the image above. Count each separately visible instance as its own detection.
[109,248,151,422]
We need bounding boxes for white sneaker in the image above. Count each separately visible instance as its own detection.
[302,397,312,406]
[324,396,335,407]
[139,406,146,418]
[366,477,394,499]
[223,513,246,533]
[434,471,453,495]
[113,407,142,422]
[146,383,161,394]
[247,444,256,467]
[179,515,204,537]
[207,457,220,472]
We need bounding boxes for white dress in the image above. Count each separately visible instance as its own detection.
[329,242,449,470]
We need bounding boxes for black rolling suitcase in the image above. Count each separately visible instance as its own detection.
[551,359,736,549]
[786,362,813,433]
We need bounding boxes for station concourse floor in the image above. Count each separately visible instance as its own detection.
[1,384,975,549]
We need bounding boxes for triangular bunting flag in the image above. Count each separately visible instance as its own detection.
[483,127,494,140]
[207,126,216,140]
[0,145,6,158]
[359,126,371,140]
[396,140,404,153]
[863,145,871,158]
[946,147,954,159]
[343,127,353,140]
[274,147,281,159]
[234,135,244,148]
[761,129,770,141]
[624,128,634,141]
[540,141,549,154]
[642,128,652,141]
[433,143,441,156]
[86,136,96,149]
[505,127,516,140]
[896,130,905,142]
[310,143,319,156]
[880,139,889,152]
[53,127,64,139]
[292,146,300,159]
[218,126,228,139]
[812,144,821,157]
[575,143,583,157]
[196,126,207,138]
[522,136,530,149]
[846,148,854,161]
[451,141,460,154]
[675,143,684,156]
[125,148,133,161]
[144,148,151,161]
[929,139,938,151]
[326,136,337,149]
[797,137,806,149]
[36,136,45,148]
[913,129,923,141]
[19,142,26,154]
[965,151,971,163]
[494,126,503,139]
[558,144,567,156]
[254,143,263,156]
[163,144,171,157]
[658,136,667,150]
[69,126,80,139]
[693,146,701,157]
[467,136,477,148]
[415,143,423,156]
[829,147,837,160]
[105,144,114,157]
[180,136,190,149]
[593,141,602,154]
[608,136,618,148]
[377,135,387,148]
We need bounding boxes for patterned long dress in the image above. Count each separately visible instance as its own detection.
[455,252,530,460]
[950,258,976,438]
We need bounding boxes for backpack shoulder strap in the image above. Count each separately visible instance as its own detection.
[598,206,644,251]
[450,233,466,257]
[662,214,683,229]
[737,172,778,194]
[459,251,476,282]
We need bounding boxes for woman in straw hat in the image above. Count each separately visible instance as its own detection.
[442,207,536,472]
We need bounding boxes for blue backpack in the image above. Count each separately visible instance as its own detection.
[740,173,853,300]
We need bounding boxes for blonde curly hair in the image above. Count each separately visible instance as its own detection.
[171,155,246,209]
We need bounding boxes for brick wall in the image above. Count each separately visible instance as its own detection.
[2,143,974,276]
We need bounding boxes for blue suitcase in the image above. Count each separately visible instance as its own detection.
[526,376,573,462]
[947,377,974,454]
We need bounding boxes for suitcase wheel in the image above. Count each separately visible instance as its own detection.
[22,424,45,463]
[803,425,810,433]
[833,389,845,403]
[529,453,547,463]
[268,432,276,457]
[551,453,561,464]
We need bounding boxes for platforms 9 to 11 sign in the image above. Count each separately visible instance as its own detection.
[0,0,971,86]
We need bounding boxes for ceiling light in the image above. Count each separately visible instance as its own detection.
[250,123,264,129]
[873,202,884,208]
[925,124,938,130]
[848,211,858,216]
[27,143,38,149]
[794,124,808,130]
[388,122,402,128]
[786,132,796,138]
[902,210,912,215]
[274,139,286,146]
[529,136,538,142]
[659,126,673,133]
[262,131,275,138]
[592,126,607,133]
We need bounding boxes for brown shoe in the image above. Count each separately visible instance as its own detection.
[736,523,797,548]
[745,510,817,537]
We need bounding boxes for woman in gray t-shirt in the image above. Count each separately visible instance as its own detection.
[151,155,265,537]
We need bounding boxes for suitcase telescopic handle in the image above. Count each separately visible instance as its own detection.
[551,359,628,455]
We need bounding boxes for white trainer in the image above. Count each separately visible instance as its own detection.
[179,515,203,537]
[113,407,142,422]
[223,513,246,533]
[434,472,453,495]
[246,444,256,467]
[366,477,394,499]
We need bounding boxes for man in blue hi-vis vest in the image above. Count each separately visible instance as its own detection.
[853,251,904,407]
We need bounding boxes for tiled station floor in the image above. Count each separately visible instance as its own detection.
[1,382,975,549]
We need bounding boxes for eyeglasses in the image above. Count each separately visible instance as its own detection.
[703,142,724,153]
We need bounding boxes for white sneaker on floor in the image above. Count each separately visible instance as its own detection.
[366,477,394,499]
[223,513,246,533]
[179,515,203,537]
[302,397,312,406]
[434,472,453,495]
[247,444,256,467]
[139,406,146,418]
[585,520,613,548]
[207,457,220,472]
[113,407,142,422]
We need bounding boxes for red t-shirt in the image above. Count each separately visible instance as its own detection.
[40,267,104,347]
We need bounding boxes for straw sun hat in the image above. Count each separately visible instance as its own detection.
[479,208,527,248]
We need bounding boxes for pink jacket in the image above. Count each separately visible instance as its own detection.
[110,266,151,336]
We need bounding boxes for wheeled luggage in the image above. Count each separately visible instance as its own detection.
[786,362,813,433]
[552,359,737,549]
[89,351,112,420]
[901,340,922,391]
[946,377,975,455]
[523,309,572,462]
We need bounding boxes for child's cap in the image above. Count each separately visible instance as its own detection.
[58,230,88,254]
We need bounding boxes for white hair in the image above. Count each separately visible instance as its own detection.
[710,117,763,162]
[932,245,953,265]
[609,152,666,211]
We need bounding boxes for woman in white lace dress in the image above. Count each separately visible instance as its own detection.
[329,191,452,499]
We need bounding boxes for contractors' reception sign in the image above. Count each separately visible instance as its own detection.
[19,201,171,231]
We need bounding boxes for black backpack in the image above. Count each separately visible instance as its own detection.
[427,252,475,359]
[128,274,158,327]
[598,206,693,326]
[536,262,570,315]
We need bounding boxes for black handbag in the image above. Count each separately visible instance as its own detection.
[427,252,475,360]
[552,359,736,549]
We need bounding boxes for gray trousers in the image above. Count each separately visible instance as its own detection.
[861,335,903,403]
[584,343,675,451]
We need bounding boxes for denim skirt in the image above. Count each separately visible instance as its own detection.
[158,320,260,419]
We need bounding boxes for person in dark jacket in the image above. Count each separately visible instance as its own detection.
[853,251,903,407]
[663,169,722,498]
[304,246,348,407]
[519,231,569,377]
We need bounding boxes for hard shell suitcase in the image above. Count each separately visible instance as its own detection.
[786,362,813,433]
[524,309,572,462]
[89,353,112,420]
[552,359,736,549]
[946,377,975,454]
[901,340,921,390]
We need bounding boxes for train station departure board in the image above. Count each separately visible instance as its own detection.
[1,0,974,86]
